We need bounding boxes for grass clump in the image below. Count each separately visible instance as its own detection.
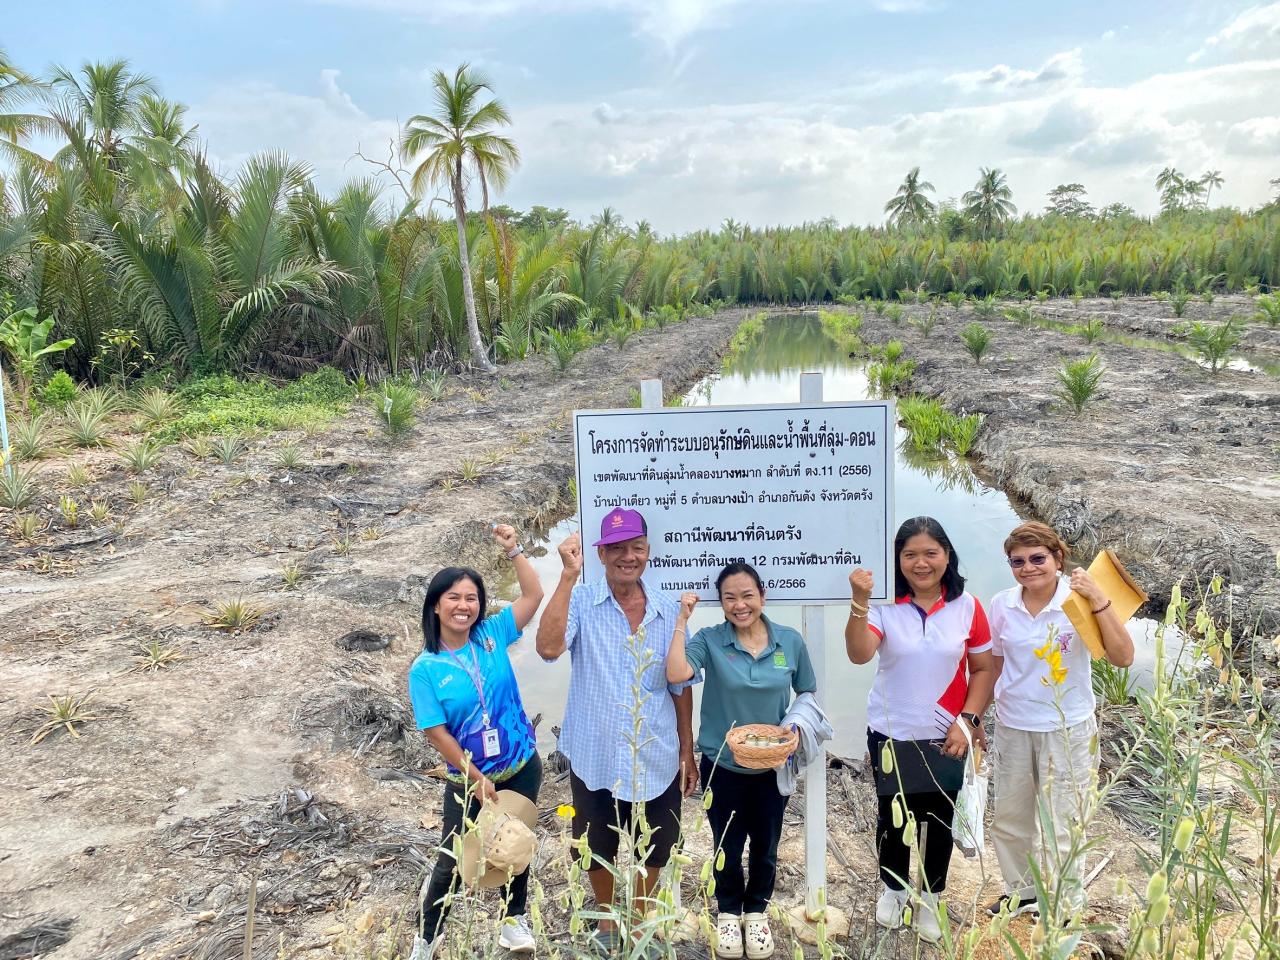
[818,310,865,353]
[134,639,185,672]
[118,438,165,474]
[374,382,418,435]
[58,495,79,528]
[10,512,42,541]
[0,463,41,509]
[959,322,992,364]
[203,597,266,632]
[160,367,353,441]
[10,412,60,461]
[64,401,110,447]
[1057,353,1105,415]
[30,691,100,745]
[211,434,247,465]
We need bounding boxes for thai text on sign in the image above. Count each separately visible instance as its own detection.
[573,401,895,603]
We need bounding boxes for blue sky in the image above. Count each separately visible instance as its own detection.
[6,0,1279,231]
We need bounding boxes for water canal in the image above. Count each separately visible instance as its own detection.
[504,313,1173,757]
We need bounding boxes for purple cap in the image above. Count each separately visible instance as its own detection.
[593,507,648,546]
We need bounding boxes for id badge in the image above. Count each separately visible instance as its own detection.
[482,727,501,759]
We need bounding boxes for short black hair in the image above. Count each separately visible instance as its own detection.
[715,561,764,596]
[893,516,966,601]
[421,567,487,653]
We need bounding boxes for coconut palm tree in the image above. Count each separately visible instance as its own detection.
[1199,170,1223,208]
[401,64,519,372]
[48,59,157,170]
[962,167,1017,238]
[884,167,936,228]
[0,49,54,169]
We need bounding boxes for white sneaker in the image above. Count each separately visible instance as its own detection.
[715,913,744,959]
[409,936,439,960]
[875,885,908,929]
[913,891,944,944]
[742,913,774,959]
[498,914,535,954]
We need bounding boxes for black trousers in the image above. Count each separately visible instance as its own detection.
[870,727,962,896]
[700,756,789,915]
[874,788,958,893]
[419,752,542,942]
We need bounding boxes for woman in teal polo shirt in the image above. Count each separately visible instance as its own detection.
[667,562,816,960]
[407,524,544,960]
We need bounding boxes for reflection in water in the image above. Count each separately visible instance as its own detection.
[504,314,1176,757]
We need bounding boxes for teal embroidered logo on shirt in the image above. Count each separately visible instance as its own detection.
[773,650,787,668]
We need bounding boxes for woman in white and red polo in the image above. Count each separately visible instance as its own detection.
[845,516,996,944]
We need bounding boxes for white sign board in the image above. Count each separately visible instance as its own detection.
[573,400,895,603]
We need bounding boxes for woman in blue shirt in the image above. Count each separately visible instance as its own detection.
[407,524,544,960]
[667,562,816,960]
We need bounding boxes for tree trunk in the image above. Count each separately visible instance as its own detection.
[452,169,495,373]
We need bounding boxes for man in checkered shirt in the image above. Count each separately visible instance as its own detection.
[536,507,698,947]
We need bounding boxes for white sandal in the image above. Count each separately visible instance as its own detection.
[715,913,743,959]
[742,913,774,959]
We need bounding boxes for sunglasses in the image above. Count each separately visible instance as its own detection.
[1008,552,1052,569]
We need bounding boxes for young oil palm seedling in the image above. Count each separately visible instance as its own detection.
[64,402,110,448]
[1170,289,1193,318]
[118,438,165,474]
[974,295,998,318]
[1186,315,1244,373]
[540,328,581,375]
[609,321,633,349]
[886,303,904,325]
[374,383,418,435]
[127,480,148,505]
[11,412,60,461]
[420,369,449,402]
[960,322,992,365]
[459,458,483,483]
[1057,353,1106,415]
[1255,293,1280,327]
[211,434,246,465]
[30,691,101,745]
[1077,316,1105,344]
[883,340,905,363]
[0,464,41,510]
[911,310,938,336]
[89,499,110,524]
[133,638,185,673]
[945,413,981,456]
[203,597,267,632]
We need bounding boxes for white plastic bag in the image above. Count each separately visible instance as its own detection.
[952,725,988,859]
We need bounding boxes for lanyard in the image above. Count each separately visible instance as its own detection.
[443,640,490,727]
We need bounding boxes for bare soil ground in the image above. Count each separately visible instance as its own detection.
[3,299,1276,960]
[849,297,1280,636]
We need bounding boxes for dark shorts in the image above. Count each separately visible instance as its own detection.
[569,770,682,868]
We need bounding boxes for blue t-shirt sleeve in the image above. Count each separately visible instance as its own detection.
[475,605,521,649]
[408,661,446,730]
[791,632,817,694]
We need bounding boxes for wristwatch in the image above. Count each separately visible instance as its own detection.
[506,545,525,559]
[960,712,982,728]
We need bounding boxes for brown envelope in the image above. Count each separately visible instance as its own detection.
[1063,550,1149,659]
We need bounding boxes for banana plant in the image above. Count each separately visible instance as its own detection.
[0,299,76,406]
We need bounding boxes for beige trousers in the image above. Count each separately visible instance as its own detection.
[990,715,1099,903]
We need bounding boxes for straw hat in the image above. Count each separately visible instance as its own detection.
[458,791,539,889]
[1062,550,1149,658]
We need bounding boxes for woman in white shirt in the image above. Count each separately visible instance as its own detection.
[986,521,1133,918]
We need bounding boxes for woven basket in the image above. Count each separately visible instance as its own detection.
[725,723,799,770]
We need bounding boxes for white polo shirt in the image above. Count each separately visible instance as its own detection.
[866,591,992,741]
[989,577,1096,732]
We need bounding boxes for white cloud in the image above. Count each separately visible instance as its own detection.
[947,48,1084,92]
[191,71,400,194]
[1226,116,1280,155]
[1189,2,1280,62]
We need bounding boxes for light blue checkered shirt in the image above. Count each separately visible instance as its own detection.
[554,576,689,802]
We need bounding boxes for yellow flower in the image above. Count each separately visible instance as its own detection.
[1038,645,1068,685]
[1033,638,1054,660]
[556,803,576,819]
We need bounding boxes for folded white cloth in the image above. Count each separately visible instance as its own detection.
[776,692,833,795]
